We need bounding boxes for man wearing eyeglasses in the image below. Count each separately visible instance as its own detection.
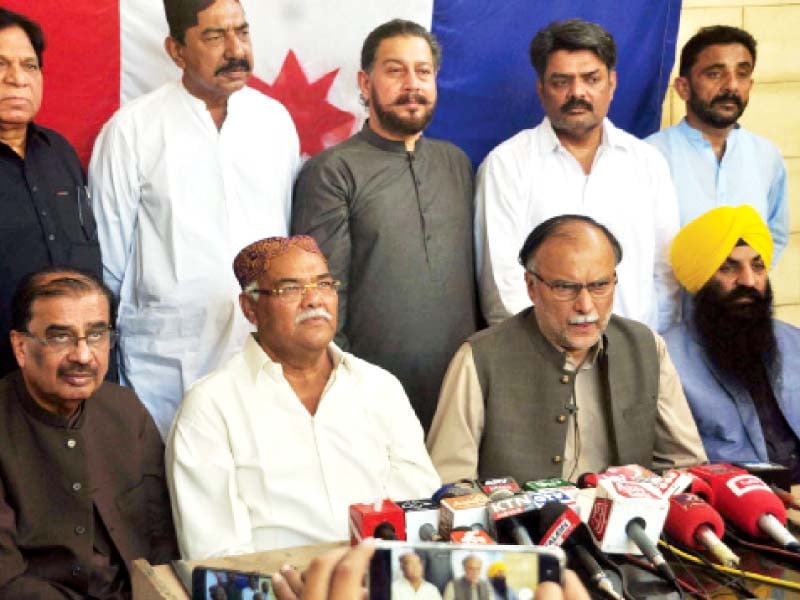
[166,236,439,559]
[0,268,177,598]
[427,215,705,484]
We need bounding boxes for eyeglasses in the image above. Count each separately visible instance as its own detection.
[251,279,341,301]
[24,328,118,352]
[528,271,617,301]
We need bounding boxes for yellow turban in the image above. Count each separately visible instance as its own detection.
[487,561,506,578]
[670,205,773,294]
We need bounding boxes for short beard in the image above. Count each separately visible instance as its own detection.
[693,279,776,384]
[370,87,435,137]
[687,84,746,129]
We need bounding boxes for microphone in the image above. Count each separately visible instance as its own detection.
[485,488,537,545]
[348,499,406,544]
[438,490,489,540]
[535,502,621,600]
[396,498,442,542]
[664,493,739,567]
[450,523,495,544]
[586,478,675,582]
[690,463,800,552]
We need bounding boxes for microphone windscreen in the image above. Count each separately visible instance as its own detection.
[577,473,598,488]
[665,494,724,550]
[709,474,786,537]
[687,477,715,505]
[535,501,595,549]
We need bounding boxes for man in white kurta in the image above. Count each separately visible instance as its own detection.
[475,19,680,332]
[89,0,300,436]
[167,236,440,558]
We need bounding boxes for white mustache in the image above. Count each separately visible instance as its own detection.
[295,307,333,325]
[568,313,599,325]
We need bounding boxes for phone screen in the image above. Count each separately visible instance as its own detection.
[369,541,563,600]
[191,567,273,600]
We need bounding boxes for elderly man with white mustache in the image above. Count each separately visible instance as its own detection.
[427,215,706,484]
[166,236,439,559]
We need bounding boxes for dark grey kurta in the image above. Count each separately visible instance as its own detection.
[292,123,479,432]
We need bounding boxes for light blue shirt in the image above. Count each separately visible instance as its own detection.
[664,319,800,463]
[647,119,788,261]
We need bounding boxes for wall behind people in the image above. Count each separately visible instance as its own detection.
[3,0,679,168]
[659,0,800,326]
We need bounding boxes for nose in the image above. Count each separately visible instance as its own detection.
[402,69,421,91]
[3,62,28,86]
[67,337,93,364]
[569,78,587,98]
[572,286,595,313]
[720,69,740,94]
[300,283,325,307]
[224,30,246,59]
[737,265,757,287]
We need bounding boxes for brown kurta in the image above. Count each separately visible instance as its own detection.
[0,371,178,599]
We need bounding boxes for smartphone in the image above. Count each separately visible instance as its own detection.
[369,540,565,600]
[190,566,273,600]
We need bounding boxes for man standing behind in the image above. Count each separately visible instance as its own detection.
[0,268,177,598]
[392,552,442,600]
[167,236,439,558]
[292,19,478,432]
[666,206,800,480]
[0,8,101,378]
[90,0,300,436]
[476,19,680,331]
[647,26,788,260]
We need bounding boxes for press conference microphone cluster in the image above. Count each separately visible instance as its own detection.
[664,493,739,567]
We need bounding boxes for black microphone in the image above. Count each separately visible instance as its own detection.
[535,502,622,600]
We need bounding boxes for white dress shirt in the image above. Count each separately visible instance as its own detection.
[475,117,680,331]
[89,81,300,437]
[392,578,443,600]
[166,336,441,559]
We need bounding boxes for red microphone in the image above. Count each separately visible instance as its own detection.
[665,493,739,566]
[690,463,800,552]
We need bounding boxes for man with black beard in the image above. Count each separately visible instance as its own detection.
[292,19,478,432]
[665,206,800,480]
[648,26,789,261]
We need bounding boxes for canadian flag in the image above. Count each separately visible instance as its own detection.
[4,0,679,168]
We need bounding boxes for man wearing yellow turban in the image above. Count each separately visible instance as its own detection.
[665,206,800,481]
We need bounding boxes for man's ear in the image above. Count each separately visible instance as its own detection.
[164,36,186,70]
[239,293,258,326]
[9,330,27,369]
[674,76,691,102]
[357,70,371,107]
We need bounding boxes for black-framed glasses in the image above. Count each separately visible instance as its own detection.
[24,328,118,352]
[528,270,617,301]
[250,279,341,302]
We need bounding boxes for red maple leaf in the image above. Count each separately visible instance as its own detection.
[249,50,356,157]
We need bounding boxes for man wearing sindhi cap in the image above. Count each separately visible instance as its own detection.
[166,235,439,559]
[666,205,800,481]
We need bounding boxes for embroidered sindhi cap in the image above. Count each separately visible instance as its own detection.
[670,205,773,294]
[233,235,323,288]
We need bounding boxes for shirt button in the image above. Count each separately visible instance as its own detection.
[75,526,86,535]
[72,482,82,491]
[66,438,77,449]
[48,234,55,241]
[560,375,570,384]
[556,415,567,424]
[552,455,563,464]
[41,210,47,216]
[32,185,38,192]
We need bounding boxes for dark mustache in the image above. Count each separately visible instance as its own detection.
[394,93,429,106]
[725,284,763,304]
[711,92,743,109]
[59,367,97,378]
[215,58,251,76]
[560,97,593,113]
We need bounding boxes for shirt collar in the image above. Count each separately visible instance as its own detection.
[358,120,425,154]
[242,333,349,381]
[678,117,741,146]
[539,116,621,154]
